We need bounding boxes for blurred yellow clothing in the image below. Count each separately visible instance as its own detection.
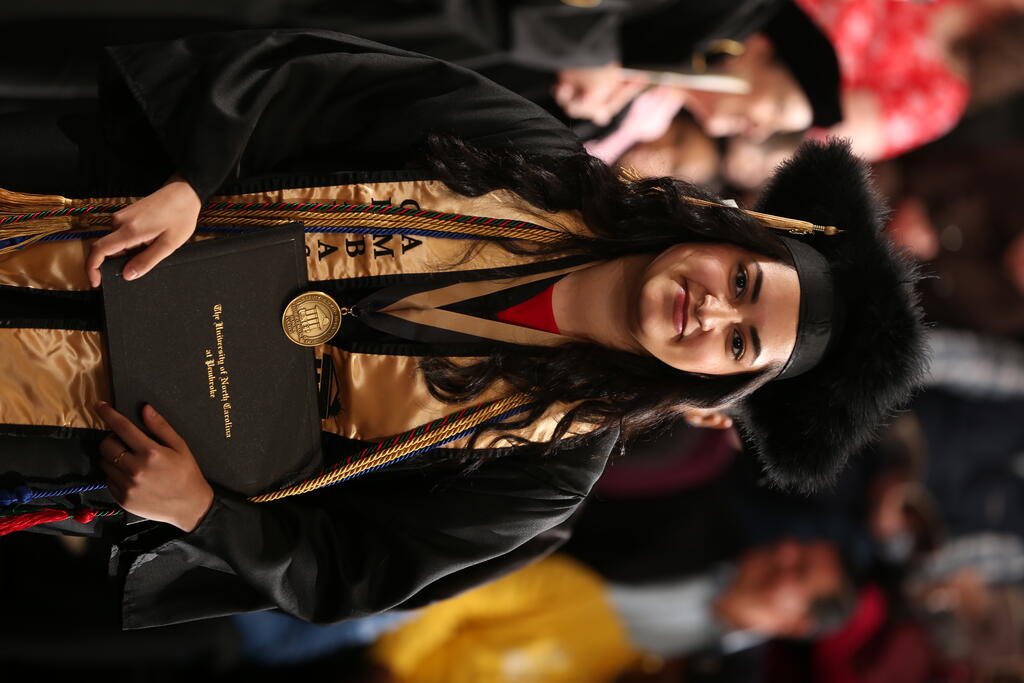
[371,554,640,683]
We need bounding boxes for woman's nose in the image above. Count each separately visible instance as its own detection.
[698,294,740,330]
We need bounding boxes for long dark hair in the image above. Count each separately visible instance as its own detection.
[420,135,792,454]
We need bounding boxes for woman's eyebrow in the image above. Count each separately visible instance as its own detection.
[751,261,764,303]
[750,327,762,365]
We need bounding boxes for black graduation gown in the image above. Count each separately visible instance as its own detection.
[97,28,579,201]
[1,29,617,629]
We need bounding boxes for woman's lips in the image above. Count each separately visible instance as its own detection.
[674,282,688,336]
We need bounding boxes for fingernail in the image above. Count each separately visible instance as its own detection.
[144,404,155,417]
[124,267,137,281]
[95,400,108,409]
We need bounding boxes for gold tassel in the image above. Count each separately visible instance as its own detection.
[613,179,842,236]
[0,216,78,257]
[742,208,841,236]
[0,187,70,214]
[682,196,841,236]
[0,187,80,257]
[618,166,646,184]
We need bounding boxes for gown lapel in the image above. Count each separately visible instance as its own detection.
[357,261,596,348]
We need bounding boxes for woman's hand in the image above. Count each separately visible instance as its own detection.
[86,174,202,288]
[96,401,214,532]
[554,62,647,126]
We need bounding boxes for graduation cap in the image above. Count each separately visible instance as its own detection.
[721,139,927,491]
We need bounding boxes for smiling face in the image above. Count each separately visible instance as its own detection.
[629,242,800,376]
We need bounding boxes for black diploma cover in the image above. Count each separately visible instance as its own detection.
[101,225,323,496]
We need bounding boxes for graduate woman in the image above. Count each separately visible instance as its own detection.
[0,30,924,628]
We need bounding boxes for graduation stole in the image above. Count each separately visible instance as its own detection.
[0,183,577,533]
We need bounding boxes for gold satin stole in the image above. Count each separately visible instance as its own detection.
[0,178,598,447]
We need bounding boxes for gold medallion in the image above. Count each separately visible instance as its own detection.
[281,291,345,346]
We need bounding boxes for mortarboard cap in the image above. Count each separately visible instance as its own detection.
[733,139,927,491]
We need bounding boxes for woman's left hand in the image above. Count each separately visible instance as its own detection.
[96,402,214,532]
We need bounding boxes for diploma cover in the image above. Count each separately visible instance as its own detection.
[101,225,323,496]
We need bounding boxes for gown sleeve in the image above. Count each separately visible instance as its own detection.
[115,429,616,629]
[100,28,582,201]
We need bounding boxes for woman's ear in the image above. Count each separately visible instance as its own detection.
[681,408,734,430]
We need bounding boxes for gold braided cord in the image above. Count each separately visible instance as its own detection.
[80,208,565,243]
[248,392,534,503]
[2,186,841,255]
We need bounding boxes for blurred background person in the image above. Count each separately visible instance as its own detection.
[582,0,1024,193]
[723,0,1024,189]
[878,141,1024,339]
[366,540,854,683]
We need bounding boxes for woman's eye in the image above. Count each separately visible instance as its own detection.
[731,329,745,360]
[735,264,748,297]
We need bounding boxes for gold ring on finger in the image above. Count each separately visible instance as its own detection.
[113,449,129,466]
